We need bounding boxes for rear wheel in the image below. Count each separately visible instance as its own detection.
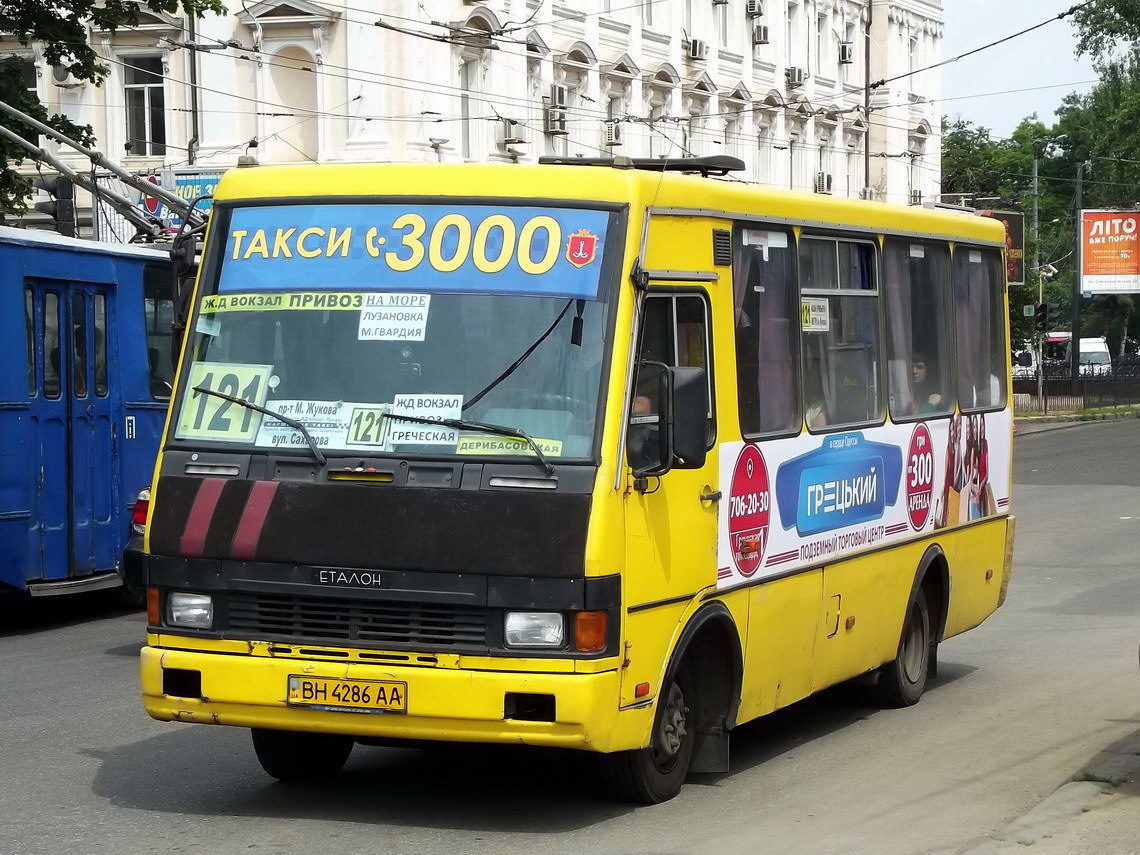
[251,728,353,782]
[599,674,694,803]
[873,588,932,707]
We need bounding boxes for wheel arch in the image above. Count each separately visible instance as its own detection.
[910,543,950,644]
[658,600,744,773]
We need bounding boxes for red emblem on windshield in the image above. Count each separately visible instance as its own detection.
[565,229,600,268]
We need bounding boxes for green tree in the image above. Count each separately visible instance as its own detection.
[0,0,222,218]
[1071,0,1140,62]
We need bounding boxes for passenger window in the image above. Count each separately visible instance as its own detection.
[24,287,36,396]
[143,264,175,400]
[954,247,1008,411]
[799,237,881,430]
[883,239,953,418]
[734,226,800,436]
[629,294,713,470]
[94,294,108,397]
[71,291,87,398]
[43,292,61,399]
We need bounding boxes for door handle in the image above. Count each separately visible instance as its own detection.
[700,490,722,502]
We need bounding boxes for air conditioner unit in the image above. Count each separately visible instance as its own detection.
[910,190,924,206]
[497,118,525,146]
[752,24,770,46]
[51,65,83,88]
[712,0,729,5]
[786,66,807,88]
[544,84,569,136]
[839,42,855,64]
[605,121,622,147]
[815,172,834,194]
[745,0,764,18]
[687,38,710,62]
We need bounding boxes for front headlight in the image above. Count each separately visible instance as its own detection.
[504,611,564,648]
[167,592,214,629]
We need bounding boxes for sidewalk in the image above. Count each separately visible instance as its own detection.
[1016,405,1140,435]
[964,730,1140,855]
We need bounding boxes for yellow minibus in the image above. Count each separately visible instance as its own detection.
[139,156,1015,802]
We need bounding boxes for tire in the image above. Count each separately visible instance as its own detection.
[873,587,932,708]
[599,672,695,804]
[250,728,353,782]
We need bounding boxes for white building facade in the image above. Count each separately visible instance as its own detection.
[4,0,944,231]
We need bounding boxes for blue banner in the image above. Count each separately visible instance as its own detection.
[217,203,611,300]
[776,433,903,537]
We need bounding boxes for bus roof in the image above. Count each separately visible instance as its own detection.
[213,163,1006,246]
[0,225,170,261]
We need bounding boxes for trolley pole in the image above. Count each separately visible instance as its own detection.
[864,0,872,196]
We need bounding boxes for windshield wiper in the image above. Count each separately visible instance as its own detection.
[385,412,555,476]
[191,385,327,467]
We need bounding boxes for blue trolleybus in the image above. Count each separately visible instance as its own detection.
[0,226,175,598]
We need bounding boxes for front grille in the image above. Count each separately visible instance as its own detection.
[224,592,491,648]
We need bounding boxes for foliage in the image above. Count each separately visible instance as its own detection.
[0,0,222,218]
[942,54,1140,355]
[1071,0,1140,63]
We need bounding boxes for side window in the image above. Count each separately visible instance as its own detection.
[629,294,714,469]
[43,292,61,399]
[799,236,881,430]
[734,226,800,437]
[71,291,87,398]
[954,247,1008,411]
[883,239,953,418]
[24,287,36,396]
[143,264,175,399]
[94,294,108,397]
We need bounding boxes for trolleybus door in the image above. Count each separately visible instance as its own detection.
[66,286,117,577]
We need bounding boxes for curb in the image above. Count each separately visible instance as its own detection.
[1016,410,1140,435]
[962,733,1140,854]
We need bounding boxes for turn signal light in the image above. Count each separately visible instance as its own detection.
[635,682,651,698]
[574,610,607,652]
[132,487,151,535]
[146,587,160,625]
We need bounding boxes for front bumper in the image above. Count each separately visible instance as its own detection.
[141,643,646,752]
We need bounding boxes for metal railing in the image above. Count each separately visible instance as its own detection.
[1012,371,1140,413]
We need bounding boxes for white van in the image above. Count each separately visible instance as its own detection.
[1067,337,1112,376]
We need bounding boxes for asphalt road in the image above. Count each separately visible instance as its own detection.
[1,420,1137,855]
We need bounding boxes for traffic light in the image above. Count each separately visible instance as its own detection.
[1034,302,1061,331]
[31,175,76,237]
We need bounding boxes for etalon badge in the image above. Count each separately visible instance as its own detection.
[565,228,600,268]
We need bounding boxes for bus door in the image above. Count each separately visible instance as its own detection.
[25,281,117,581]
[622,290,719,702]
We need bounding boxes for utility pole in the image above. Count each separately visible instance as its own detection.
[863,0,873,197]
[1071,162,1085,381]
[1032,154,1043,407]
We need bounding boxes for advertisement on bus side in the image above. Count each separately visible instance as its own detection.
[717,410,1012,589]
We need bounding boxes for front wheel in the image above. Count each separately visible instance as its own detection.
[873,588,932,707]
[599,675,694,803]
[250,728,353,782]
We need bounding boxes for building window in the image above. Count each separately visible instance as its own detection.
[909,32,920,79]
[756,121,773,182]
[717,3,729,45]
[643,0,655,28]
[459,57,479,160]
[123,56,166,156]
[787,3,797,65]
[816,12,828,73]
[799,237,881,430]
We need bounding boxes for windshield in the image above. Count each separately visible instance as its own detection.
[171,202,619,461]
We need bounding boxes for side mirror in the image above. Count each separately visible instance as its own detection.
[670,366,708,470]
[1016,352,1034,368]
[626,362,708,477]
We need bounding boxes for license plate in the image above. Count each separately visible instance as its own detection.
[287,676,407,714]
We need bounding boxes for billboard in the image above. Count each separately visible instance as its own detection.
[982,210,1025,285]
[1081,209,1140,295]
